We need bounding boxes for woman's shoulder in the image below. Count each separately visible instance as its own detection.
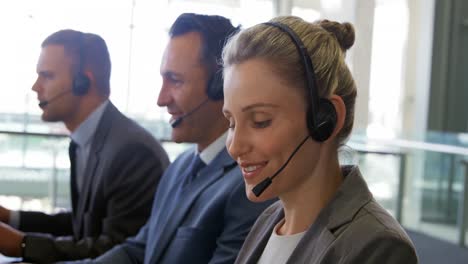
[336,166,414,245]
[331,199,418,262]
[357,199,412,242]
[312,166,418,262]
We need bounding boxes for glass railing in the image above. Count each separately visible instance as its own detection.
[0,131,70,213]
[349,131,468,247]
[1,129,468,248]
[0,130,192,214]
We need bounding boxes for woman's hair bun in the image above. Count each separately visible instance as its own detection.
[318,19,355,51]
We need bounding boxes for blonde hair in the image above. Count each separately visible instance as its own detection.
[222,16,357,144]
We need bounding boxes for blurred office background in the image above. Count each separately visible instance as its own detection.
[0,0,467,262]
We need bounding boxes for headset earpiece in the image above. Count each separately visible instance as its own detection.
[308,98,337,142]
[72,74,90,96]
[206,70,224,101]
[72,33,90,96]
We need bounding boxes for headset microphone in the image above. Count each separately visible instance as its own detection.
[38,89,73,108]
[170,98,210,128]
[252,135,310,197]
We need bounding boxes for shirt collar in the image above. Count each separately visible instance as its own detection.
[70,100,109,147]
[198,131,228,165]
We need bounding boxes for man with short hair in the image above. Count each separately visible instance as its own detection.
[84,13,274,264]
[0,29,170,263]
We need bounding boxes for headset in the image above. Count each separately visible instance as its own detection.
[264,22,337,142]
[251,22,339,197]
[206,68,224,101]
[188,14,238,101]
[38,32,91,108]
[169,14,237,127]
[72,32,90,96]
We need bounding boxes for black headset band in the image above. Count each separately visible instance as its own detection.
[263,22,321,130]
[77,32,86,76]
[71,32,90,96]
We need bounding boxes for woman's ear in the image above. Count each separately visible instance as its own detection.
[328,95,346,140]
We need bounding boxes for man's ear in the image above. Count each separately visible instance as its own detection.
[328,95,346,139]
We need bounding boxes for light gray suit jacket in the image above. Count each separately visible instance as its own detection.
[235,166,418,264]
[18,102,170,263]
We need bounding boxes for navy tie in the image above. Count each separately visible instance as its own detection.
[185,154,206,186]
[69,140,79,212]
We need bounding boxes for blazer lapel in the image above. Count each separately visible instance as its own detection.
[74,103,114,237]
[288,166,373,263]
[287,215,336,263]
[149,149,236,264]
[243,206,284,264]
[242,166,372,264]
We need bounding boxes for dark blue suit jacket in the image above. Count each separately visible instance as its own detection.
[91,146,273,264]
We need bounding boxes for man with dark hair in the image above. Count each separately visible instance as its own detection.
[78,13,274,264]
[0,29,170,263]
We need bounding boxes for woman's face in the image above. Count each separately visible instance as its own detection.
[223,58,321,202]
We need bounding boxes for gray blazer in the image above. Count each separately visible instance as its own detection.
[18,102,170,263]
[235,166,418,264]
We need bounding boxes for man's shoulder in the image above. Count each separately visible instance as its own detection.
[172,147,197,164]
[101,105,163,147]
[93,105,169,167]
[105,105,152,137]
[164,147,236,185]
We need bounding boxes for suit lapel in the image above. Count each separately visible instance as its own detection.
[287,215,335,263]
[149,149,235,264]
[289,166,373,263]
[243,166,373,264]
[243,205,335,264]
[243,205,284,264]
[144,153,198,259]
[74,103,115,236]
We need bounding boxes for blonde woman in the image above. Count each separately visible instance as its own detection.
[222,16,418,263]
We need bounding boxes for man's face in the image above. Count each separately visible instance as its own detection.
[158,32,225,149]
[32,45,79,124]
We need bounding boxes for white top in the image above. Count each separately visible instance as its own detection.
[257,220,306,264]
